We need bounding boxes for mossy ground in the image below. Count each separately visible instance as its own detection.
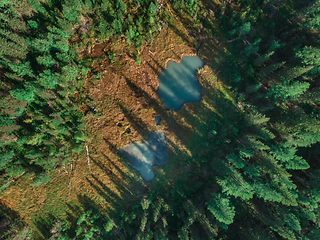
[0,5,239,238]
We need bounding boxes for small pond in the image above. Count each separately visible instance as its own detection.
[118,131,167,181]
[157,56,205,110]
[155,115,162,125]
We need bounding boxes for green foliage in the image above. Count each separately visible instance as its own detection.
[140,211,148,232]
[271,144,310,170]
[229,22,251,37]
[135,56,141,65]
[0,150,15,170]
[246,135,270,151]
[259,61,286,77]
[149,2,157,15]
[8,61,35,78]
[226,153,245,169]
[10,85,35,102]
[62,64,79,82]
[247,112,270,125]
[141,197,151,210]
[112,19,122,33]
[300,0,320,31]
[28,20,38,29]
[206,194,235,225]
[296,46,320,67]
[37,70,59,89]
[217,165,254,200]
[52,209,108,239]
[36,55,56,67]
[74,132,86,143]
[267,79,310,101]
[0,0,86,192]
[62,1,80,22]
[104,220,114,232]
[31,173,51,187]
[253,181,283,202]
[286,131,320,148]
[153,198,163,222]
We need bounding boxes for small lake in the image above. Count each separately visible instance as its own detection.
[157,56,205,110]
[118,131,167,181]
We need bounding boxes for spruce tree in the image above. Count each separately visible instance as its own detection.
[206,193,235,225]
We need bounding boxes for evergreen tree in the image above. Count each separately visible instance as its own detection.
[206,193,235,225]
[267,79,310,102]
[217,165,254,200]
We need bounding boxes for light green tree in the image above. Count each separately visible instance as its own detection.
[206,193,235,225]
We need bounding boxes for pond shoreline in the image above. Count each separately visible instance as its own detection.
[158,55,205,110]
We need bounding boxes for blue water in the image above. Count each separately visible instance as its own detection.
[118,131,167,181]
[155,116,162,125]
[157,56,205,110]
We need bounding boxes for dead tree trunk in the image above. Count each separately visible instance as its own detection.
[85,145,91,172]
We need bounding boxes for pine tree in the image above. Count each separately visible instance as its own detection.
[36,54,56,67]
[299,0,320,31]
[37,70,59,89]
[226,153,246,169]
[112,19,123,33]
[206,193,235,225]
[217,165,254,200]
[62,0,81,23]
[10,85,35,102]
[259,61,286,77]
[267,79,310,102]
[7,61,35,78]
[271,144,310,170]
[31,173,51,187]
[296,46,320,67]
[253,180,283,202]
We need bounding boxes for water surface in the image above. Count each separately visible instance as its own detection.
[155,116,162,125]
[118,131,167,181]
[157,56,205,110]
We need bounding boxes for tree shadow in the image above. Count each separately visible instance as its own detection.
[167,20,196,49]
[118,101,151,137]
[86,175,120,206]
[103,137,119,155]
[91,155,112,175]
[0,202,25,240]
[99,150,148,197]
[32,213,57,240]
[121,74,197,136]
[147,56,164,75]
[100,152,126,179]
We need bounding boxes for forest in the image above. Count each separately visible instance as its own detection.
[1,0,320,239]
